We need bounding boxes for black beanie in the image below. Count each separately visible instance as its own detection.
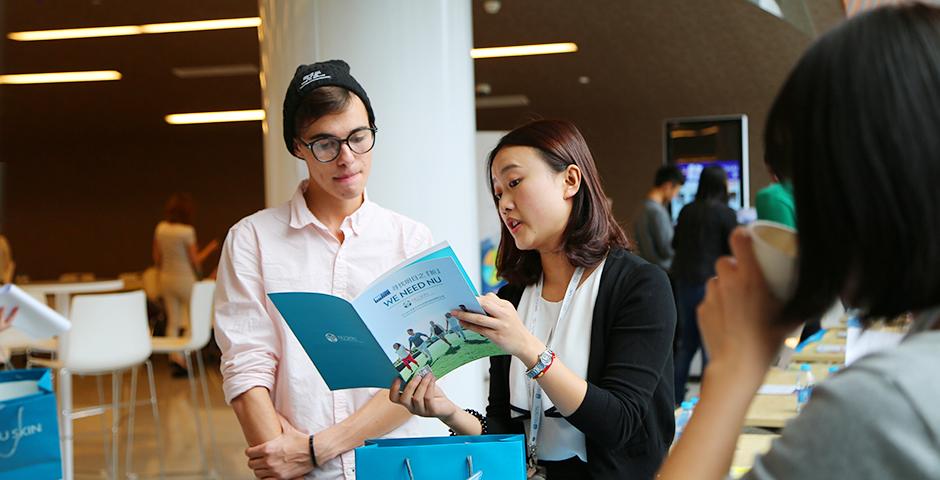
[282,59,375,156]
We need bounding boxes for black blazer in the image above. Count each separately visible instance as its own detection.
[487,248,676,479]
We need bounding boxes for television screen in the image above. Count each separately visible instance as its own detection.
[664,115,750,222]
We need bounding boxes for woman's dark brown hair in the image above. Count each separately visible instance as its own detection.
[488,120,628,286]
[164,193,194,225]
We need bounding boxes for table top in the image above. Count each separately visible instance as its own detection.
[764,363,834,385]
[744,365,837,428]
[731,433,778,477]
[791,329,846,363]
[744,393,797,429]
[20,279,124,294]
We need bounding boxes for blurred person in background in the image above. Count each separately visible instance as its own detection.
[633,165,685,271]
[153,192,219,376]
[670,165,737,405]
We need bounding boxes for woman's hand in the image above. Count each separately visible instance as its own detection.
[698,228,794,380]
[451,293,545,367]
[0,305,18,332]
[390,374,458,421]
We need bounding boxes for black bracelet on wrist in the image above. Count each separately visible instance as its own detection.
[449,408,487,436]
[309,433,318,467]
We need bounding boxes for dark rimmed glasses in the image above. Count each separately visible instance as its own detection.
[301,127,377,163]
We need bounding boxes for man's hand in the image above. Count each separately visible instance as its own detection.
[245,416,314,480]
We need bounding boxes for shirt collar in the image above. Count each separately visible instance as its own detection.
[288,180,372,236]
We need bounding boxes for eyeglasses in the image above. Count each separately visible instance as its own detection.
[301,127,377,163]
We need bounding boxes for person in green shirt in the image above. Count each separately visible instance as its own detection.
[756,109,796,228]
[755,181,795,228]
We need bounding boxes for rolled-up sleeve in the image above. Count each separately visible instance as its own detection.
[213,223,280,404]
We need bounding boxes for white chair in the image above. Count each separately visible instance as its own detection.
[28,290,165,480]
[151,280,218,477]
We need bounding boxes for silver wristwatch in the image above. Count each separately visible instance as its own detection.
[525,348,555,379]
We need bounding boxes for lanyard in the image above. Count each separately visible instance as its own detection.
[526,266,584,470]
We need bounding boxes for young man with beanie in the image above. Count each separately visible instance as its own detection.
[214,60,433,480]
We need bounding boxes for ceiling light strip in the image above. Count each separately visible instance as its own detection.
[141,17,261,34]
[165,109,265,125]
[0,70,122,84]
[471,42,578,59]
[8,17,260,41]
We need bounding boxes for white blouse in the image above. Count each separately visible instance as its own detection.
[508,258,606,462]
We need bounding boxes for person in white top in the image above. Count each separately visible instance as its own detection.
[152,193,218,375]
[214,60,433,480]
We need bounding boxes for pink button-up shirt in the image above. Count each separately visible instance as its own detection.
[214,181,433,480]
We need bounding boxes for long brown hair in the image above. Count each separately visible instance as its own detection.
[164,193,194,225]
[487,120,628,286]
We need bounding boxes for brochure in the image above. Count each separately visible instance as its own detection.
[0,284,70,339]
[269,242,505,390]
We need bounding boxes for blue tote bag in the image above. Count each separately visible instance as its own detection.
[0,369,62,480]
[356,434,526,480]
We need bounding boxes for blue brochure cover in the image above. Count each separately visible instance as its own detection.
[269,243,505,390]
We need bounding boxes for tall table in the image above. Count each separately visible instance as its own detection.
[744,365,835,429]
[20,279,125,318]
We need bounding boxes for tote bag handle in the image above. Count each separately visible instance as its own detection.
[403,455,481,480]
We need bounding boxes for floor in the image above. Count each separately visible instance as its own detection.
[20,353,698,480]
[56,356,252,480]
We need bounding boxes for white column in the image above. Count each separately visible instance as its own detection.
[259,1,484,432]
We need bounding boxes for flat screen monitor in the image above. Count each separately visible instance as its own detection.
[663,114,750,222]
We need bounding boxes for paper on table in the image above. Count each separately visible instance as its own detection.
[0,284,70,339]
[757,384,796,395]
[815,344,846,354]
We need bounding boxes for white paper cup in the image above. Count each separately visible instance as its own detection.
[748,220,798,301]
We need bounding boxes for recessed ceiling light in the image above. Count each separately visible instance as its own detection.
[8,17,260,41]
[483,0,502,14]
[475,83,493,95]
[0,70,122,84]
[578,76,590,85]
[165,109,265,125]
[471,42,578,59]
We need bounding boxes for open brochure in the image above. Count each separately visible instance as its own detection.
[269,242,505,390]
[0,284,70,339]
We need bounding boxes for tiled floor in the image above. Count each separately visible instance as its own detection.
[61,356,251,479]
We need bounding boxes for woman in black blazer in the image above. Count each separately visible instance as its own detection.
[392,120,676,479]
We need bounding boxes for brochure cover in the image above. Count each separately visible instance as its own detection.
[0,284,70,339]
[269,243,505,390]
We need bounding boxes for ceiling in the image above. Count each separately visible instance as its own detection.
[0,0,848,279]
[1,0,843,140]
[1,0,261,144]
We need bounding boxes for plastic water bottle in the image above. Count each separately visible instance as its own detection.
[674,401,694,441]
[796,364,816,412]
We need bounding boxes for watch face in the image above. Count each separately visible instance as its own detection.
[539,350,553,364]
